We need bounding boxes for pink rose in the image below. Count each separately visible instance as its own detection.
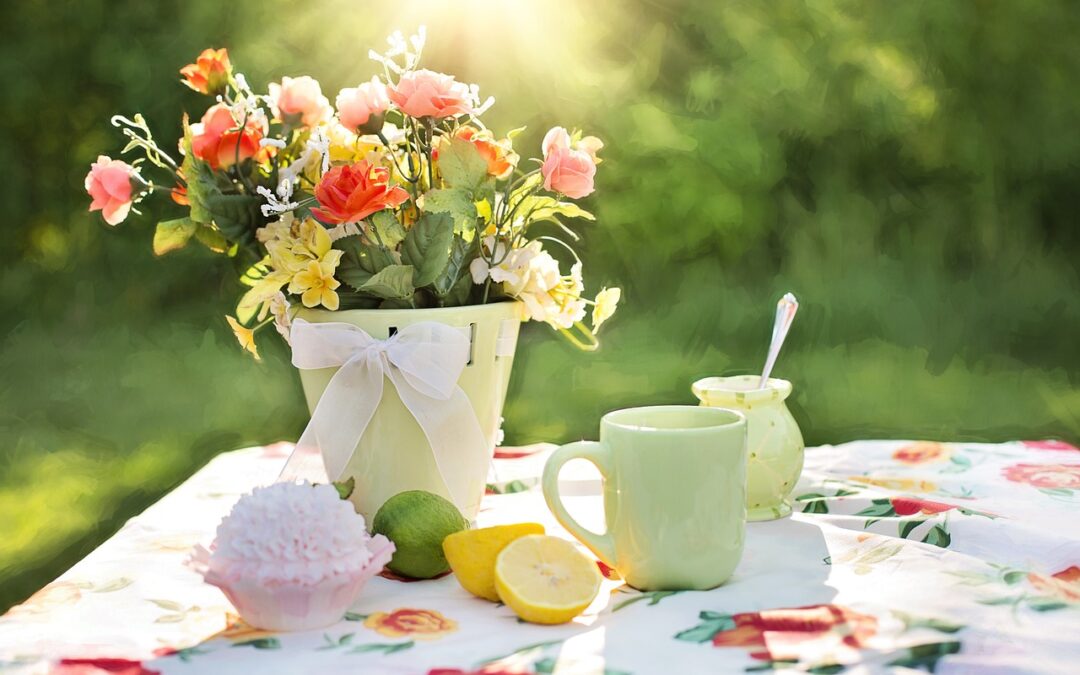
[269,76,332,127]
[336,77,390,133]
[388,69,473,119]
[1003,463,1080,489]
[85,156,136,226]
[541,126,602,199]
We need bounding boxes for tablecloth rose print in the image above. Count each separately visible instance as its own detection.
[364,609,458,640]
[2,439,1078,674]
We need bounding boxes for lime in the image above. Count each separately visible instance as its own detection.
[371,490,468,579]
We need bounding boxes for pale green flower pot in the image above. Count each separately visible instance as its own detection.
[692,375,804,521]
[295,301,522,523]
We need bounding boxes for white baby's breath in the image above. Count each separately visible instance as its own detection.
[256,182,300,218]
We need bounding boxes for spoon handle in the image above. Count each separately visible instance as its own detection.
[759,292,799,389]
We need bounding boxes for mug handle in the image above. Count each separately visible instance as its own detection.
[542,441,617,566]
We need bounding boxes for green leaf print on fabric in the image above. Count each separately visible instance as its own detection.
[348,640,415,654]
[921,524,952,548]
[612,590,683,612]
[231,637,281,650]
[887,641,962,671]
[674,611,737,643]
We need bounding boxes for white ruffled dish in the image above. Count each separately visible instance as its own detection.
[189,481,395,631]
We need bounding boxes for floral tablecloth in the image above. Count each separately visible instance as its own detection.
[2,439,1079,674]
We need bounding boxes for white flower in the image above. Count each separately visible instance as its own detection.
[591,287,621,330]
[474,239,585,329]
[256,181,300,218]
[369,26,426,74]
[266,292,293,344]
[328,221,361,241]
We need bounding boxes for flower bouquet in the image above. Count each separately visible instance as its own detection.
[86,28,621,520]
[86,28,619,358]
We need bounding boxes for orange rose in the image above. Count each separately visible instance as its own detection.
[437,127,518,179]
[1003,463,1080,489]
[889,496,955,516]
[364,608,457,639]
[1027,566,1080,603]
[311,161,409,225]
[190,103,266,171]
[6,581,83,617]
[712,604,877,663]
[892,442,949,465]
[179,48,231,96]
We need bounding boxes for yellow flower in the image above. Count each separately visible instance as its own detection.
[289,259,341,310]
[592,287,621,330]
[849,476,938,493]
[296,217,334,260]
[267,239,308,276]
[327,121,382,163]
[363,608,457,640]
[225,315,260,360]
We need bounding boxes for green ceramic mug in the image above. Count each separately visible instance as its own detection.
[542,405,747,591]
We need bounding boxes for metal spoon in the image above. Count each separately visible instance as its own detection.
[758,292,799,389]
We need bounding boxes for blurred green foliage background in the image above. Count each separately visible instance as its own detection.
[2,0,1078,610]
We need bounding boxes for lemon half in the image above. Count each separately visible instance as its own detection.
[443,522,545,601]
[494,534,601,624]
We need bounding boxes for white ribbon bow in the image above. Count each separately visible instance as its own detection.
[278,318,488,509]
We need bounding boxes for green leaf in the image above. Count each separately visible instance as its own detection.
[1028,598,1068,612]
[795,492,827,501]
[334,235,396,292]
[886,641,961,670]
[421,188,479,234]
[180,118,213,225]
[232,638,281,650]
[857,543,903,565]
[922,524,952,548]
[438,137,489,192]
[899,518,925,539]
[344,612,368,622]
[370,211,406,248]
[441,272,475,306]
[348,640,415,654]
[432,235,478,299]
[516,194,595,223]
[204,193,262,246]
[801,500,829,514]
[332,476,355,500]
[854,502,896,519]
[360,265,415,300]
[92,577,134,593]
[674,616,736,643]
[978,596,1020,606]
[402,212,454,287]
[506,125,527,139]
[153,218,197,256]
[1002,570,1026,585]
[193,225,230,253]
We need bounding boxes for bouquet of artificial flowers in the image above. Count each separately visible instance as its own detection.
[85,29,619,358]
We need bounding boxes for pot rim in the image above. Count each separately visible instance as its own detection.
[297,299,522,322]
[692,375,793,405]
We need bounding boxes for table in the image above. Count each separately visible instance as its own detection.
[2,439,1079,674]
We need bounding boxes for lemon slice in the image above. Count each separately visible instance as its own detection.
[443,523,545,601]
[494,534,601,624]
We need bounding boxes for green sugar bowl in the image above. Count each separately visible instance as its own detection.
[692,375,804,521]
